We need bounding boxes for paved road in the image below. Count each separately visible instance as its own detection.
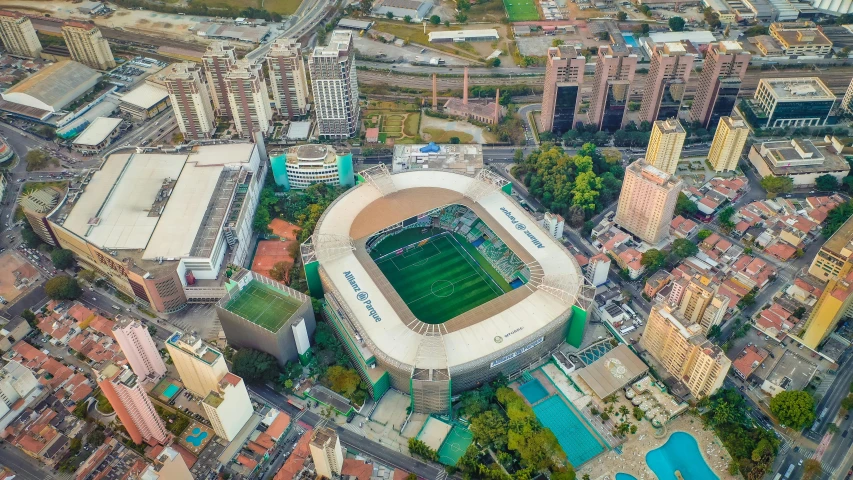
[248,385,444,479]
[0,443,70,480]
[246,0,333,62]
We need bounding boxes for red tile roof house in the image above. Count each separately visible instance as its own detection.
[765,242,797,261]
[732,345,769,380]
[756,303,795,340]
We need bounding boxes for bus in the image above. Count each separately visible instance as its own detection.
[772,474,781,480]
[620,326,636,335]
[623,305,637,318]
[784,464,795,479]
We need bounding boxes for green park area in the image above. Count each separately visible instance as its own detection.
[363,101,421,144]
[503,0,540,21]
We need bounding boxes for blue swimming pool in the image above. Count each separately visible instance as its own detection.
[186,427,208,447]
[615,474,638,480]
[532,396,604,466]
[163,384,180,399]
[519,379,549,404]
[646,432,719,480]
[622,33,639,49]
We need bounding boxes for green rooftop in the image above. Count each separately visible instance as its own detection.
[203,391,224,408]
[223,280,302,333]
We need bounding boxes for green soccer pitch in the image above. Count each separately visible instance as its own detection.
[223,281,302,332]
[372,230,512,324]
[503,0,540,21]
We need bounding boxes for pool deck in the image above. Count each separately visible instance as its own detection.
[578,418,737,480]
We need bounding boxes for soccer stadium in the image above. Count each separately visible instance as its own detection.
[302,166,593,414]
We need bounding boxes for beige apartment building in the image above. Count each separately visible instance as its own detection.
[708,116,750,172]
[266,38,310,119]
[614,159,683,244]
[165,333,228,397]
[641,304,731,399]
[61,21,115,70]
[769,21,832,56]
[310,427,343,479]
[202,41,237,118]
[645,118,686,175]
[225,60,273,138]
[165,63,216,140]
[0,10,42,58]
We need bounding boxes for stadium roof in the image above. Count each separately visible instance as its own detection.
[0,61,100,112]
[576,344,649,399]
[72,117,122,146]
[60,144,258,259]
[119,83,169,110]
[315,170,587,370]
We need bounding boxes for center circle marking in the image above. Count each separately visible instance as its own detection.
[431,280,454,298]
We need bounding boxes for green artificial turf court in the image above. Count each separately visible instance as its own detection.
[372,230,511,324]
[503,0,540,21]
[223,281,301,332]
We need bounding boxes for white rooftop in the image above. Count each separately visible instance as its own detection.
[72,117,122,146]
[62,144,258,258]
[119,83,169,110]
[428,29,500,42]
[648,31,716,45]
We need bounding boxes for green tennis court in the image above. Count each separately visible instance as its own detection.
[438,426,474,466]
[222,281,302,332]
[503,0,540,21]
[372,232,510,324]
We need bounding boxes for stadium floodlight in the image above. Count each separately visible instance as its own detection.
[360,164,398,196]
[463,168,510,202]
[311,233,355,263]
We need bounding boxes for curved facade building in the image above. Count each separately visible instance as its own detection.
[270,144,354,191]
[302,167,592,413]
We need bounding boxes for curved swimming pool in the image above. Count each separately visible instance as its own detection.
[646,431,718,480]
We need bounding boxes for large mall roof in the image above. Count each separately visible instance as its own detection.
[1,61,100,112]
[61,144,257,259]
[315,170,587,370]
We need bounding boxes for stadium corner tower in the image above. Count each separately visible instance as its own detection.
[302,166,593,414]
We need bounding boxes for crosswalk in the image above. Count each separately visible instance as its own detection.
[818,459,837,477]
[435,470,448,480]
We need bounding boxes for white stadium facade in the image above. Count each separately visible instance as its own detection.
[302,166,593,414]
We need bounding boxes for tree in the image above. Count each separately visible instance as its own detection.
[78,270,97,283]
[21,224,44,249]
[697,229,713,241]
[617,11,627,20]
[429,14,440,25]
[841,395,853,412]
[470,409,508,450]
[802,459,822,480]
[668,16,686,31]
[24,150,56,171]
[231,348,280,384]
[675,192,699,217]
[147,324,157,337]
[253,206,271,234]
[385,11,393,18]
[268,261,290,282]
[760,176,794,198]
[641,249,666,272]
[72,401,88,419]
[670,238,698,259]
[718,206,736,230]
[444,20,450,27]
[568,205,585,229]
[50,249,74,270]
[770,390,816,429]
[325,365,362,398]
[707,324,722,339]
[455,11,467,22]
[815,174,840,192]
[21,309,37,326]
[87,429,106,446]
[403,15,412,22]
[824,201,853,238]
[450,136,461,144]
[360,0,373,12]
[45,275,82,300]
[408,438,438,461]
[489,57,501,67]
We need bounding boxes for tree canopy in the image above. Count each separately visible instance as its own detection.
[823,201,853,239]
[231,348,280,384]
[675,192,698,217]
[51,249,75,270]
[697,229,713,241]
[815,174,839,192]
[24,150,57,171]
[759,176,793,197]
[429,14,440,24]
[668,16,686,31]
[641,249,665,272]
[324,365,362,399]
[512,143,623,217]
[770,390,816,429]
[45,276,82,300]
[670,238,698,259]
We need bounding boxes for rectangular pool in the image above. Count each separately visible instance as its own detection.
[519,379,549,404]
[163,384,180,399]
[533,396,605,466]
